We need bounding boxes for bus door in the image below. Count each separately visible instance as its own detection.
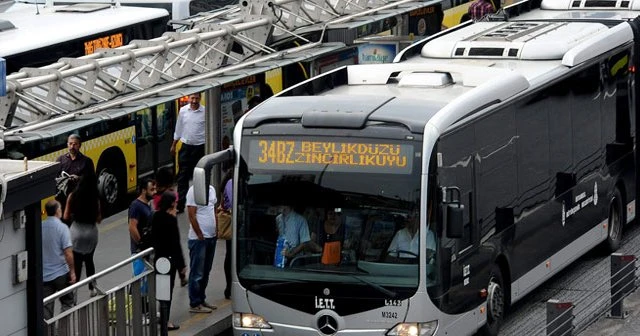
[134,101,177,177]
[155,101,177,169]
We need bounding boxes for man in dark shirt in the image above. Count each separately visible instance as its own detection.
[129,178,156,254]
[56,134,95,178]
[128,178,156,319]
[56,134,95,217]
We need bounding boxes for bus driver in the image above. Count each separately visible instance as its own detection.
[387,210,436,262]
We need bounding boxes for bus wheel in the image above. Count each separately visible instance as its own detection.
[98,167,119,206]
[480,265,504,336]
[606,188,624,252]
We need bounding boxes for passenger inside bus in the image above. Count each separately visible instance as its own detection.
[274,205,311,260]
[308,208,345,265]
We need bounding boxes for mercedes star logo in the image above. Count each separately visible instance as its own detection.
[317,315,338,335]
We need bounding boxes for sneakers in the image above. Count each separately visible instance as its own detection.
[202,301,217,310]
[90,288,98,297]
[189,305,213,313]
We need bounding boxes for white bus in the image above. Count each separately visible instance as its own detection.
[194,13,638,336]
[17,0,192,20]
[0,1,169,73]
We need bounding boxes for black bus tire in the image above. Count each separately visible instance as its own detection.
[97,166,124,215]
[605,188,624,252]
[98,167,119,204]
[479,265,505,336]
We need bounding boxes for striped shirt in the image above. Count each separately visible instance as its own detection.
[468,0,494,21]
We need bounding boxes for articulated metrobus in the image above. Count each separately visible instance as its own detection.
[194,15,638,336]
[0,1,169,74]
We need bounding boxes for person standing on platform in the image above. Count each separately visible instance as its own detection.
[129,178,156,264]
[42,200,76,322]
[186,183,217,313]
[170,93,206,213]
[220,169,233,300]
[152,167,176,211]
[150,191,186,331]
[55,134,95,217]
[63,172,101,297]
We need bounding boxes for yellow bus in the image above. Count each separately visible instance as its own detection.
[1,0,490,217]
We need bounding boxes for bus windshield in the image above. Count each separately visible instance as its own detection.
[236,135,430,301]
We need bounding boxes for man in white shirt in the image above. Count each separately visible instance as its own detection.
[387,211,436,260]
[171,93,206,212]
[186,184,217,313]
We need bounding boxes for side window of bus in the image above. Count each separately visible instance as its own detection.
[438,126,475,251]
[548,80,573,197]
[604,49,632,145]
[475,107,517,238]
[135,108,153,142]
[569,63,602,180]
[135,108,154,174]
[515,92,551,210]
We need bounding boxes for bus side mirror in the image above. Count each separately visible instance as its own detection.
[194,147,234,206]
[441,186,463,239]
[446,204,463,238]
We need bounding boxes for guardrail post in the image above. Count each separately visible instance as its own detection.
[546,299,573,336]
[156,257,172,336]
[608,253,636,319]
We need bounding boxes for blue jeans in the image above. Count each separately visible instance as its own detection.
[132,257,148,295]
[188,238,216,307]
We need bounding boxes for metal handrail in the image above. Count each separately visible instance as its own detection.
[43,247,154,304]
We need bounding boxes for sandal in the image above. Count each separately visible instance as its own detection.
[168,323,180,331]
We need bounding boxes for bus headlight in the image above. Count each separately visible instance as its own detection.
[233,313,272,329]
[386,321,438,336]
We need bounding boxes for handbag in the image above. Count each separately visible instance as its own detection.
[216,206,232,240]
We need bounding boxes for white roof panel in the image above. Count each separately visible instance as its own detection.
[327,18,633,105]
[421,21,609,60]
[540,0,640,11]
[0,2,168,57]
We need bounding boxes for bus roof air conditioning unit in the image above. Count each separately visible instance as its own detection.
[397,72,454,88]
[422,21,608,60]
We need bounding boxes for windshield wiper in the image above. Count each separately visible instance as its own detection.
[289,267,363,274]
[250,280,303,291]
[350,275,397,298]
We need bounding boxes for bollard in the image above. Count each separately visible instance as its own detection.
[155,257,172,336]
[546,299,574,336]
[608,253,636,319]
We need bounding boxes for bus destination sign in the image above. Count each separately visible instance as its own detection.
[248,139,413,174]
[84,33,124,55]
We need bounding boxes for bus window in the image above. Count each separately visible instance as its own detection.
[156,102,176,169]
[135,108,154,174]
[438,125,475,251]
